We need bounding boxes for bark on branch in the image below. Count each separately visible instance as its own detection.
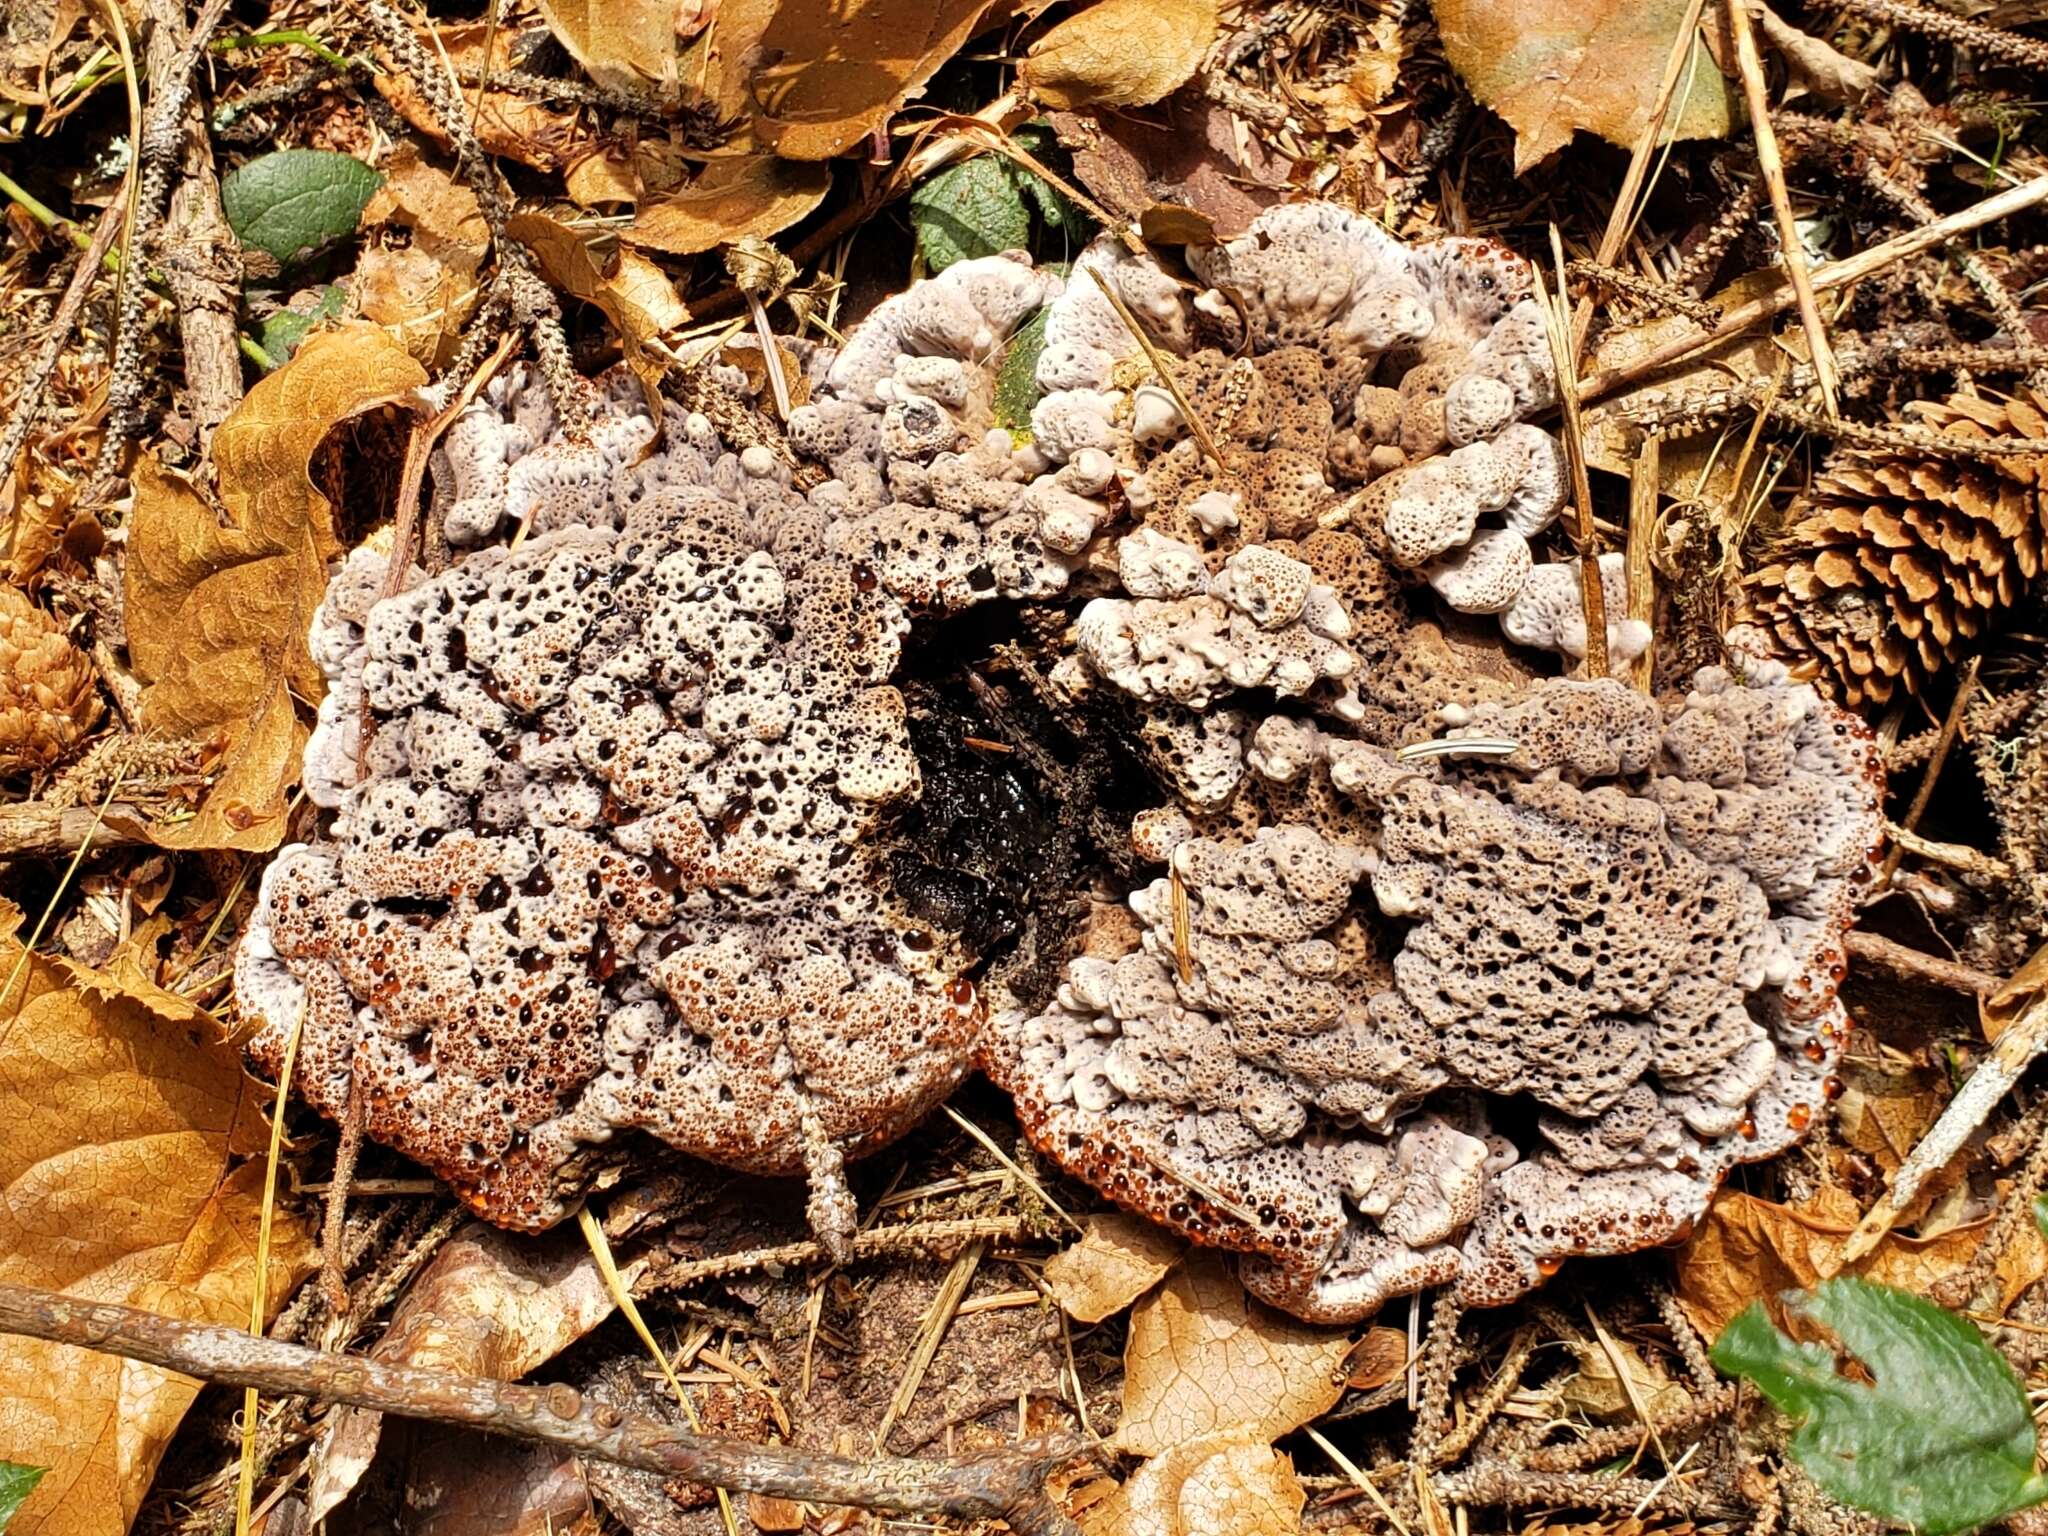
[0,1281,1082,1534]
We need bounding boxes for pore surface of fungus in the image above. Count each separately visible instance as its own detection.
[239,203,1882,1314]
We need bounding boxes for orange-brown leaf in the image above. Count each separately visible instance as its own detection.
[1434,0,1736,173]
[1045,1212,1184,1323]
[1020,0,1220,111]
[623,157,831,255]
[1115,1252,1349,1457]
[0,906,315,1536]
[125,325,425,850]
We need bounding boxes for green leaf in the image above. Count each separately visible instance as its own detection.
[258,284,348,366]
[0,1462,45,1532]
[2034,1191,2048,1245]
[993,303,1051,441]
[910,154,1033,273]
[222,149,381,267]
[1712,1277,2048,1535]
[908,124,1097,274]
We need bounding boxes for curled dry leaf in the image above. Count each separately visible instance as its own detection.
[1048,102,1288,242]
[354,245,483,370]
[383,1425,591,1536]
[0,583,102,778]
[1115,1252,1350,1458]
[375,22,596,173]
[532,0,680,94]
[305,1221,628,1521]
[1342,1326,1410,1392]
[1045,1212,1185,1323]
[1434,0,1736,173]
[1020,0,1222,111]
[507,211,689,393]
[1676,1185,2048,1340]
[1085,1429,1307,1536]
[125,325,426,851]
[1560,1334,1693,1422]
[682,0,996,159]
[1757,3,1878,106]
[623,156,831,256]
[0,907,317,1536]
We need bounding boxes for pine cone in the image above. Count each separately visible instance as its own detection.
[1743,388,2048,706]
[0,584,103,777]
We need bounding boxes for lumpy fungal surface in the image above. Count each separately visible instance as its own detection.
[238,204,1882,1317]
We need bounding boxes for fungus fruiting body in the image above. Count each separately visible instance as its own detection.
[238,203,1882,1316]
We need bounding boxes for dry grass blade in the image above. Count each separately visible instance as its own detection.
[1535,232,1610,680]
[1305,1425,1413,1536]
[1170,861,1194,984]
[941,1105,1081,1232]
[1087,265,1227,471]
[1625,437,1658,693]
[235,997,307,1536]
[875,1237,985,1452]
[1727,0,1842,419]
[1570,0,1713,354]
[579,1208,742,1536]
[1578,175,2048,402]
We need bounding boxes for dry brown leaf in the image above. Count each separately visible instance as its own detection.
[565,151,644,208]
[1342,1326,1410,1391]
[1086,1429,1306,1536]
[1045,1213,1185,1323]
[1434,0,1737,173]
[363,146,489,255]
[125,326,425,850]
[1757,3,1877,105]
[354,245,484,368]
[1561,1335,1693,1422]
[1833,1059,1947,1177]
[532,0,681,93]
[1581,270,1787,515]
[507,211,688,392]
[1050,102,1288,242]
[1287,22,1404,133]
[1115,1252,1350,1457]
[0,905,317,1536]
[623,156,831,255]
[1019,0,1220,110]
[682,0,996,159]
[390,1425,591,1536]
[306,1222,628,1520]
[1675,1185,2048,1340]
[375,22,597,173]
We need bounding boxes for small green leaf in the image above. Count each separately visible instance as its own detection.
[0,1462,46,1532]
[222,149,381,267]
[258,284,348,366]
[993,303,1051,440]
[910,154,1033,273]
[2033,1191,2048,1245]
[1712,1277,2048,1535]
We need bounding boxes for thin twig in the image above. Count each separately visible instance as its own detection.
[1844,930,2002,996]
[1578,175,2048,404]
[0,1281,1082,1532]
[1086,265,1225,470]
[1727,0,1841,419]
[1537,232,1610,679]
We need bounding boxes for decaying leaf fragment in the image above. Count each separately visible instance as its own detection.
[1676,1184,2048,1339]
[125,325,425,850]
[1045,1212,1184,1323]
[0,907,316,1536]
[375,22,596,173]
[682,0,996,159]
[1020,0,1222,111]
[532,0,684,95]
[1086,1429,1306,1536]
[1434,0,1737,172]
[1115,1252,1349,1457]
[623,156,831,256]
[507,211,689,390]
[306,1222,627,1521]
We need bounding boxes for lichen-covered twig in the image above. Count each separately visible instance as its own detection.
[1840,0,2048,71]
[0,201,124,477]
[0,1281,1081,1533]
[1843,931,2002,996]
[1841,966,2048,1260]
[97,0,237,475]
[1578,175,2048,405]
